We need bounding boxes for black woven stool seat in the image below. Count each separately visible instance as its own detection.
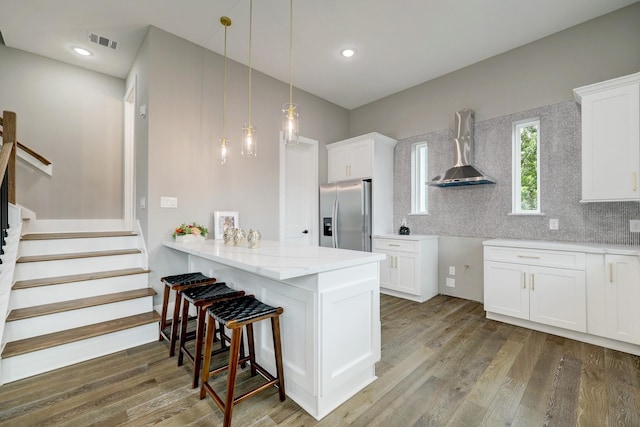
[182,282,243,304]
[161,272,216,288]
[208,295,281,326]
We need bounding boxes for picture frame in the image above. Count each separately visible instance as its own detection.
[213,211,239,240]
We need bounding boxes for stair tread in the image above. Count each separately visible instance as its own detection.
[17,248,141,263]
[7,288,157,321]
[21,231,138,240]
[13,268,151,290]
[1,311,161,359]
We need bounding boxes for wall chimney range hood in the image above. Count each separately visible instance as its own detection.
[428,109,495,187]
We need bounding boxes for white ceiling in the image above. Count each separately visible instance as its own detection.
[0,0,636,109]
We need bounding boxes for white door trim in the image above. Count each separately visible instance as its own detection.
[279,133,319,245]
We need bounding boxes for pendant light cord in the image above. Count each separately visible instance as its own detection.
[222,20,228,139]
[289,0,293,106]
[248,0,253,126]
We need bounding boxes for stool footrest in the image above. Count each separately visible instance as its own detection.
[202,362,281,409]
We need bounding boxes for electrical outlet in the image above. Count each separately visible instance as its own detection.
[446,278,455,288]
[139,196,146,209]
[160,196,178,208]
[549,218,559,230]
[630,220,640,233]
[449,266,455,275]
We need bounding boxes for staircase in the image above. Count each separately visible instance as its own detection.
[0,218,160,384]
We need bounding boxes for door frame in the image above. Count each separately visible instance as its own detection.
[123,78,136,230]
[279,133,319,244]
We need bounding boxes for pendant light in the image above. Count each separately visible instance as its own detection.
[218,16,232,164]
[242,0,257,157]
[282,0,299,145]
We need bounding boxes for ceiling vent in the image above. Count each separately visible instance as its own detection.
[88,31,118,50]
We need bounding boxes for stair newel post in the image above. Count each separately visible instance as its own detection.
[3,111,17,205]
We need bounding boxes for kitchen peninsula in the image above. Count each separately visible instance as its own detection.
[163,239,385,420]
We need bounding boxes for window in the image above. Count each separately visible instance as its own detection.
[512,118,540,214]
[411,141,428,214]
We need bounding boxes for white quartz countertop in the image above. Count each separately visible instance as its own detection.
[483,238,640,256]
[163,239,385,280]
[374,234,438,241]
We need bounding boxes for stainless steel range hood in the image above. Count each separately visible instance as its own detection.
[428,109,495,187]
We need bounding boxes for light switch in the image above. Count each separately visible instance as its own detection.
[160,196,178,208]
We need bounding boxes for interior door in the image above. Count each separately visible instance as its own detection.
[280,135,319,246]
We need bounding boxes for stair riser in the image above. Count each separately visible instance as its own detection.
[21,219,126,234]
[4,296,154,341]
[18,236,139,257]
[14,254,144,281]
[10,274,150,309]
[1,323,159,384]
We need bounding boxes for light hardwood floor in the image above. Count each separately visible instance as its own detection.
[0,294,638,426]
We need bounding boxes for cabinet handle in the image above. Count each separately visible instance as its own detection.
[633,172,638,192]
[518,255,540,259]
[393,256,397,269]
[531,273,535,291]
[388,244,401,247]
[609,263,614,283]
[522,272,526,289]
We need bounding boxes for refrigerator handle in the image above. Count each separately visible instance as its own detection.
[332,199,339,248]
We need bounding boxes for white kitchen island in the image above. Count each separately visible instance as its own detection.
[162,239,384,420]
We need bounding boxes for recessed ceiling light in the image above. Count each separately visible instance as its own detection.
[341,49,355,58]
[72,46,93,56]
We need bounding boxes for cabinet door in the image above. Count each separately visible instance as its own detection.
[581,84,640,201]
[378,252,393,290]
[484,261,529,320]
[347,140,373,180]
[529,266,586,332]
[327,140,373,182]
[327,145,351,182]
[395,252,419,296]
[605,255,640,344]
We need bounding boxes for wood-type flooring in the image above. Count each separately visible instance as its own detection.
[0,294,638,426]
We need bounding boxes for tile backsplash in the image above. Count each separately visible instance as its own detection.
[394,101,640,246]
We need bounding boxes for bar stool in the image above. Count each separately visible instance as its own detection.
[177,282,245,388]
[160,272,217,357]
[200,295,285,427]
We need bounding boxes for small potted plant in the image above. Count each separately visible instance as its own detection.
[172,222,208,242]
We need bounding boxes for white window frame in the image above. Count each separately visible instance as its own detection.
[512,118,541,214]
[411,141,429,214]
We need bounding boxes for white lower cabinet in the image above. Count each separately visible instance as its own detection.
[484,245,587,333]
[484,259,586,332]
[373,235,438,302]
[485,240,640,356]
[587,254,640,345]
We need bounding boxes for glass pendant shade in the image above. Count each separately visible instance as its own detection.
[241,124,257,156]
[218,137,230,164]
[282,103,299,145]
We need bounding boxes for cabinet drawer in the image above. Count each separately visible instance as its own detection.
[373,238,418,253]
[484,246,585,270]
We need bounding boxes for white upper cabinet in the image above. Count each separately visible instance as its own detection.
[326,133,397,235]
[326,133,396,183]
[328,139,373,182]
[574,72,640,202]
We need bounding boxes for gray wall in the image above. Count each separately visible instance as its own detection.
[128,27,350,299]
[350,3,640,302]
[0,45,125,218]
[350,3,640,139]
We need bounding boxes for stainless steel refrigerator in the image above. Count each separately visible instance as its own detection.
[319,179,372,251]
